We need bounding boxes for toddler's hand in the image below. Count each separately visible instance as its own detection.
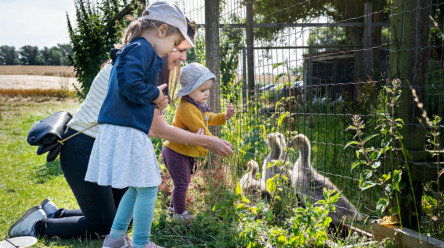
[156,96,169,111]
[225,105,235,120]
[154,84,167,105]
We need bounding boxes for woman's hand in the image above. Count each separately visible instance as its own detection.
[205,136,233,157]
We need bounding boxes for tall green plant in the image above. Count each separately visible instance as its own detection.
[345,79,416,219]
[67,0,141,100]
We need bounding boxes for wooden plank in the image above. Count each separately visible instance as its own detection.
[372,223,444,248]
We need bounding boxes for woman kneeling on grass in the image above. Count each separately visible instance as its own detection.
[7,2,233,244]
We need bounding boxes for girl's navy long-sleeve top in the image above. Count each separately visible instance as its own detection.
[98,37,164,134]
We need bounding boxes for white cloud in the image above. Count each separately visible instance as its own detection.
[0,0,76,48]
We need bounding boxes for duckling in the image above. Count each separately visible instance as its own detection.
[262,132,289,183]
[288,134,363,224]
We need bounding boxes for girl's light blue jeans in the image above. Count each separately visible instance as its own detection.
[109,186,158,248]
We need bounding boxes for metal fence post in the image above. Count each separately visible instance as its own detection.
[205,0,221,137]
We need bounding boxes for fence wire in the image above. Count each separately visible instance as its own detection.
[169,0,443,243]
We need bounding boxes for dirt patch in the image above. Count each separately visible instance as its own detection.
[0,75,79,90]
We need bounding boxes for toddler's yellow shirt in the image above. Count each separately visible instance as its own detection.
[165,99,226,157]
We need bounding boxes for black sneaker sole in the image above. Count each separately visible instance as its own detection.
[39,198,51,207]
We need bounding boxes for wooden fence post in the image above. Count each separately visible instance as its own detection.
[205,0,221,137]
[246,1,254,100]
[389,0,432,228]
[363,2,373,79]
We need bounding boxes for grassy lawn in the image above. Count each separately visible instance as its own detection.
[0,97,106,247]
[0,97,240,247]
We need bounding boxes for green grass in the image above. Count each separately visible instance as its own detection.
[0,98,107,247]
[0,98,104,247]
[0,98,241,247]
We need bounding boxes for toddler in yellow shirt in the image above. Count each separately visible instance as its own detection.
[162,62,234,221]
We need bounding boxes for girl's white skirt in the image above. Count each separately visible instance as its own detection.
[85,124,161,189]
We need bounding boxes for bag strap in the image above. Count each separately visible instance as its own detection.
[57,123,98,145]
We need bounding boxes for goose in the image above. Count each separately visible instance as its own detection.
[288,134,363,224]
[261,132,289,183]
[240,160,270,199]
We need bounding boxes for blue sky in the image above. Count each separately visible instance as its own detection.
[0,0,77,48]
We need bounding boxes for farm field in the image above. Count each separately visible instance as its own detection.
[0,66,78,91]
[0,66,75,77]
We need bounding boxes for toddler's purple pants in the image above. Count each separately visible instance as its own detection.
[161,146,195,214]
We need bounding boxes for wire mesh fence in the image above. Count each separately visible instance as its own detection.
[165,0,443,245]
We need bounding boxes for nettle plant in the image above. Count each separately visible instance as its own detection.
[346,79,414,217]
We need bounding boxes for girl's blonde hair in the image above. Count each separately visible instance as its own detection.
[116,13,181,48]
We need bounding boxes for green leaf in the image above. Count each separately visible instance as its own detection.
[371,161,381,169]
[248,207,258,214]
[323,187,329,200]
[265,210,273,221]
[266,178,277,194]
[212,203,221,212]
[273,73,286,85]
[330,191,341,204]
[277,235,286,244]
[277,112,289,128]
[351,160,366,170]
[363,134,379,144]
[235,182,242,196]
[360,181,377,191]
[272,62,286,69]
[362,169,373,179]
[237,203,246,209]
[385,184,394,195]
[380,173,391,182]
[345,141,360,149]
[346,125,357,131]
[393,169,402,192]
[376,197,389,217]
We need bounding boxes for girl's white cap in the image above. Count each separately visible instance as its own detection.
[142,1,194,47]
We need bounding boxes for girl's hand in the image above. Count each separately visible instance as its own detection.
[154,84,167,104]
[156,96,169,111]
[225,105,235,120]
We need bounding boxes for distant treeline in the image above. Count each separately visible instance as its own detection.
[0,44,72,66]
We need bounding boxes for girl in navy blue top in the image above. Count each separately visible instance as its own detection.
[84,1,193,248]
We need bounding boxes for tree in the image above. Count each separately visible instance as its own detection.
[56,43,72,65]
[251,0,390,81]
[0,45,19,65]
[67,0,144,99]
[40,46,64,65]
[219,13,244,99]
[306,27,349,52]
[18,45,43,65]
